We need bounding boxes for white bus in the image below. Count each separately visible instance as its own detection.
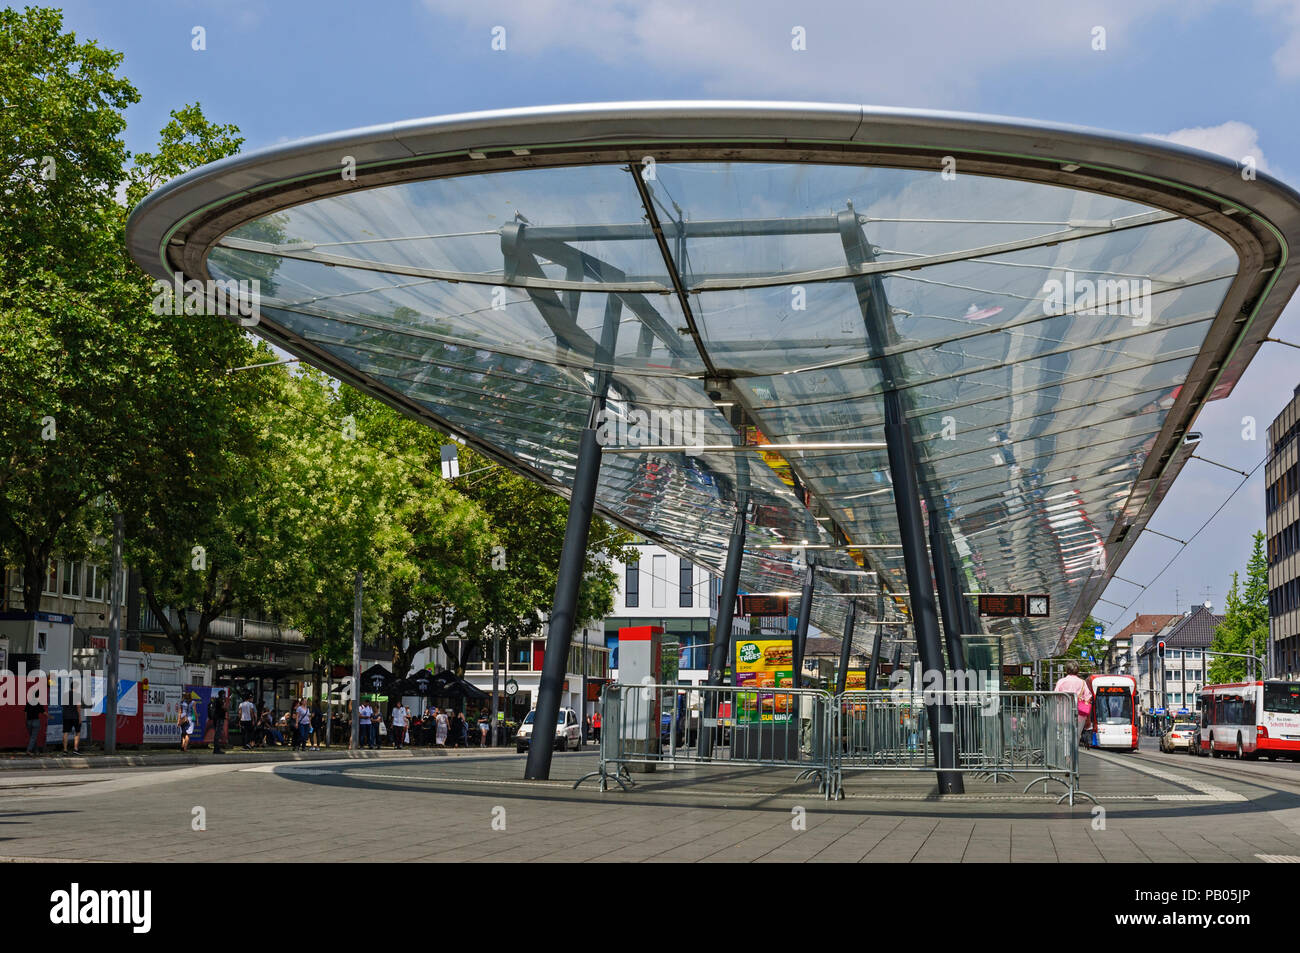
[1197,680,1300,760]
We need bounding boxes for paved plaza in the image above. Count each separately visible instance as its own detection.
[4,741,1300,863]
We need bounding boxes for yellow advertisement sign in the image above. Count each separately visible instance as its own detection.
[735,639,794,723]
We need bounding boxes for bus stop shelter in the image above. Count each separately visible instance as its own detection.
[128,102,1300,786]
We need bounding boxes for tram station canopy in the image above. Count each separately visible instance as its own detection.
[127,103,1300,663]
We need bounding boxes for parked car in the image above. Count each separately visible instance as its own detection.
[1160,722,1198,753]
[515,707,582,753]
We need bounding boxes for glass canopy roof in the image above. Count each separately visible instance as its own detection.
[127,103,1300,663]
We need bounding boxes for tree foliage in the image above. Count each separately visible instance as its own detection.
[1208,531,1268,683]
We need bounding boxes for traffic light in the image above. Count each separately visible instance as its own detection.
[1157,640,1166,659]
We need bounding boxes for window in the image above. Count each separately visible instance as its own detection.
[88,565,107,602]
[679,558,693,607]
[1168,649,1181,660]
[625,561,640,608]
[43,561,58,595]
[651,554,666,608]
[61,560,82,599]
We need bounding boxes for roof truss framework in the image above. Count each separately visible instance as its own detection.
[127,103,1300,661]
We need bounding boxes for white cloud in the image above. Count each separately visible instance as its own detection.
[1258,0,1300,79]
[424,0,1187,104]
[1145,120,1271,173]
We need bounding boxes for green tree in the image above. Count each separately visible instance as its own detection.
[0,7,142,608]
[1208,531,1268,682]
[1063,616,1107,670]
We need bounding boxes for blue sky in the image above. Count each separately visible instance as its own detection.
[54,0,1300,629]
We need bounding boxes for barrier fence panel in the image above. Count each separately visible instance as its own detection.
[575,682,835,796]
[575,685,1094,805]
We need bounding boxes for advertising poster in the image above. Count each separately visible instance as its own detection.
[88,677,138,716]
[844,670,867,691]
[143,684,182,745]
[734,639,794,723]
[185,685,212,742]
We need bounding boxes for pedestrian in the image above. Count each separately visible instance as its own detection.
[359,700,374,748]
[404,704,413,747]
[585,713,593,743]
[435,708,449,747]
[478,712,489,747]
[62,697,83,755]
[1054,660,1093,745]
[238,694,256,750]
[293,698,311,750]
[209,690,229,754]
[457,711,468,748]
[391,701,407,749]
[311,704,324,747]
[178,693,196,752]
[592,709,601,743]
[24,694,44,756]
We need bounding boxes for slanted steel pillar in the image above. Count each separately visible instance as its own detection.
[867,594,886,690]
[699,495,747,758]
[930,514,967,672]
[524,414,604,780]
[791,561,816,689]
[885,397,962,792]
[839,206,961,794]
[835,599,858,695]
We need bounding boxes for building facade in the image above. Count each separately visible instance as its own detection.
[1267,383,1300,678]
[1134,605,1219,729]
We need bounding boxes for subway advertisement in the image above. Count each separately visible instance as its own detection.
[734,639,794,723]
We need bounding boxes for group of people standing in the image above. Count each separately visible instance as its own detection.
[356,702,471,748]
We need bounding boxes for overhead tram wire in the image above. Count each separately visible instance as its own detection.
[1096,453,1266,626]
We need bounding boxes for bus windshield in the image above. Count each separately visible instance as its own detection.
[1264,683,1300,714]
[1094,689,1132,725]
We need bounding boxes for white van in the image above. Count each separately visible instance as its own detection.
[516,707,582,753]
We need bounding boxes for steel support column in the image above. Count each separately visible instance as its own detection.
[791,561,816,689]
[884,394,963,793]
[930,515,967,672]
[524,418,604,780]
[835,599,858,695]
[699,496,747,758]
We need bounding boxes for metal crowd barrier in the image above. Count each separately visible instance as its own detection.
[575,684,1094,805]
[575,682,835,796]
[831,690,1094,804]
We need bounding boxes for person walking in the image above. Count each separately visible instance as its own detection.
[435,708,449,747]
[238,694,256,750]
[62,698,83,755]
[391,701,407,749]
[1054,660,1093,746]
[359,701,374,749]
[294,698,312,751]
[311,704,325,748]
[592,709,601,743]
[478,712,489,747]
[24,695,44,756]
[178,694,196,752]
[209,690,229,754]
[457,711,468,748]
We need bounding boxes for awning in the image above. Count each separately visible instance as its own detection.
[127,102,1300,662]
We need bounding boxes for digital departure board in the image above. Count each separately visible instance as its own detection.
[978,594,1050,618]
[738,594,790,617]
[978,594,1025,617]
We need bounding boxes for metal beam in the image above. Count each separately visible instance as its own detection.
[699,492,747,759]
[838,206,962,794]
[524,417,604,780]
[792,561,816,689]
[835,599,858,695]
